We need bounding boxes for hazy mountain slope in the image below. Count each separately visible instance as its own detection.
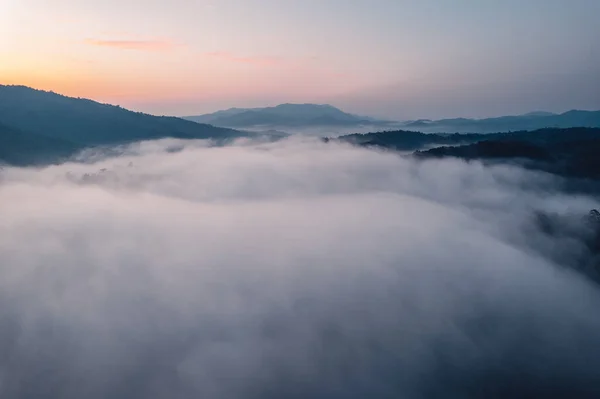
[403,110,600,133]
[185,103,383,128]
[0,122,80,166]
[338,127,600,151]
[482,126,600,145]
[187,107,252,124]
[337,127,600,181]
[417,136,600,180]
[0,85,245,146]
[335,130,486,151]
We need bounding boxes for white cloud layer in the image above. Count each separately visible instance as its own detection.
[0,138,599,398]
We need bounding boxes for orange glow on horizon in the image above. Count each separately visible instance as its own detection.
[2,60,359,110]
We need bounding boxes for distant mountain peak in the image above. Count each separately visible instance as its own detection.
[184,103,387,128]
[274,103,337,109]
[400,109,600,133]
[522,111,556,117]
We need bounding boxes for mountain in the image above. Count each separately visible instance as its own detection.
[335,130,486,151]
[522,111,557,117]
[336,127,600,182]
[185,103,388,128]
[0,85,245,148]
[0,122,79,166]
[400,110,600,133]
[414,128,600,180]
[190,107,253,123]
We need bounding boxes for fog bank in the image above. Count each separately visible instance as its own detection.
[1,138,599,398]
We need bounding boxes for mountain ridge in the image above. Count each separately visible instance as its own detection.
[0,121,80,166]
[401,109,600,133]
[185,103,388,128]
[0,85,247,165]
[0,85,245,146]
[335,127,600,183]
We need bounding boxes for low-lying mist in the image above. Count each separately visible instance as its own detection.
[243,124,399,138]
[1,137,599,398]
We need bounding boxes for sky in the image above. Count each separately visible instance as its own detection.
[1,0,599,119]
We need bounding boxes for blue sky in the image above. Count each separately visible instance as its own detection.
[1,0,599,118]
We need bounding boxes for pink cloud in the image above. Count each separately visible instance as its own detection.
[85,39,177,51]
[204,51,283,66]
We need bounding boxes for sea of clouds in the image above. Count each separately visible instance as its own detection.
[1,137,599,398]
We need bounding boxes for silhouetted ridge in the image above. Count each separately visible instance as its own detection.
[414,129,600,180]
[336,127,600,181]
[336,129,487,150]
[0,121,79,166]
[398,110,600,133]
[0,85,244,147]
[417,140,552,161]
[185,103,388,127]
